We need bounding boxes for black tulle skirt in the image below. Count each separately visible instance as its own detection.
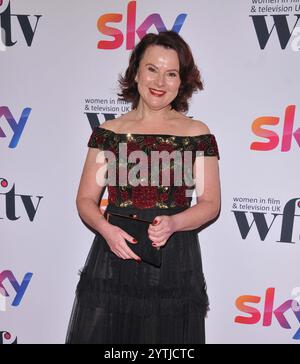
[65,204,209,344]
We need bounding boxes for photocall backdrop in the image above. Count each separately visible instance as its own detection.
[1,0,299,344]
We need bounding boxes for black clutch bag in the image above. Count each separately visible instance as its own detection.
[106,212,162,268]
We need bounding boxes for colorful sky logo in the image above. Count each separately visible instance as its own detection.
[235,287,300,340]
[0,106,31,148]
[0,270,33,307]
[97,0,187,50]
[251,105,300,152]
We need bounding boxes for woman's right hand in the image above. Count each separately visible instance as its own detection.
[100,224,141,262]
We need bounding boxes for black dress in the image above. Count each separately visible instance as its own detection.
[66,126,220,344]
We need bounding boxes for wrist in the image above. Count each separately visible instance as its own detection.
[170,214,181,233]
[97,216,112,236]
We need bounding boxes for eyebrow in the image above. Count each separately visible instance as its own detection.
[145,63,179,73]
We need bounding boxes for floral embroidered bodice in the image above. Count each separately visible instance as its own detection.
[88,126,220,209]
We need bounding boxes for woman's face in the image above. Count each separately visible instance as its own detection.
[135,45,181,111]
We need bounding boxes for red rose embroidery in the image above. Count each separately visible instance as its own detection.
[197,141,207,152]
[144,137,157,147]
[155,143,175,154]
[108,186,117,204]
[159,191,169,202]
[132,186,158,208]
[95,135,104,145]
[173,187,187,206]
[120,190,129,201]
[127,141,141,156]
[208,136,219,158]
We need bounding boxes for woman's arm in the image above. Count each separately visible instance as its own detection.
[76,147,140,260]
[75,147,112,235]
[148,121,221,246]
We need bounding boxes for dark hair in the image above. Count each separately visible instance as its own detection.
[118,31,203,113]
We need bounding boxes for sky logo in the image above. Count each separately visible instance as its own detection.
[97,0,187,50]
[0,106,31,148]
[251,105,300,152]
[235,287,300,340]
[0,270,33,307]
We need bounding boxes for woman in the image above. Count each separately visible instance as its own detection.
[66,31,221,344]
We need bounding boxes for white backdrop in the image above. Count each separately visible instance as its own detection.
[1,0,299,344]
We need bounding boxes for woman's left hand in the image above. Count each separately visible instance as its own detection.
[148,215,177,248]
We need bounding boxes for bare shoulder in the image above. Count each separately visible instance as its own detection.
[99,112,135,132]
[185,119,211,136]
[172,112,210,136]
[98,115,126,132]
[99,119,117,131]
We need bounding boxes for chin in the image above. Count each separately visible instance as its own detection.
[145,96,176,110]
[147,102,171,111]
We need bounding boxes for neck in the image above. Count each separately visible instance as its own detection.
[133,101,175,124]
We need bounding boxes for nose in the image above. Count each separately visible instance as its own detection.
[155,72,165,88]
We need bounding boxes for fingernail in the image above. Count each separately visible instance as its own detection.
[137,258,142,263]
[133,238,137,243]
[152,219,158,225]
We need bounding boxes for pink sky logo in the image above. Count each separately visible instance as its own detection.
[251,105,300,152]
[0,270,33,307]
[0,106,31,148]
[97,0,187,50]
[235,287,300,340]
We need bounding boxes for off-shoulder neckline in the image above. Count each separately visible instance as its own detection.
[96,126,214,138]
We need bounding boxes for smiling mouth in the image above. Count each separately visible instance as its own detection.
[149,88,166,97]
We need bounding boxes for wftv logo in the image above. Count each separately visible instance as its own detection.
[0,178,43,222]
[0,106,31,148]
[250,14,300,50]
[0,270,33,307]
[251,105,300,152]
[0,331,17,344]
[97,0,187,50]
[0,0,42,48]
[233,198,300,244]
[235,287,300,340]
